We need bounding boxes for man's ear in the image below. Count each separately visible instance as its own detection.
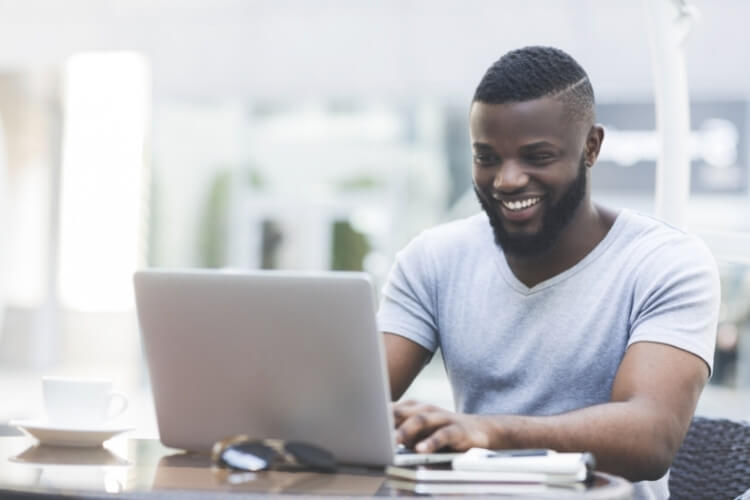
[584,125,605,167]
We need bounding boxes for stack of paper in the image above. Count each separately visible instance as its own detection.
[385,448,595,495]
[385,479,586,495]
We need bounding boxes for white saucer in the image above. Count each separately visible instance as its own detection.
[9,419,134,448]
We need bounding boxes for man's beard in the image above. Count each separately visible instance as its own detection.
[475,156,588,258]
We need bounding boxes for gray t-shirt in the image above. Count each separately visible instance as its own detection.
[377,209,720,500]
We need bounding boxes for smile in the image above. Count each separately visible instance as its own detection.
[500,197,541,212]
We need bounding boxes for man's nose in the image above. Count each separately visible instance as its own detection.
[493,161,529,192]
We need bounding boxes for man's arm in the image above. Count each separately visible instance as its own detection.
[393,341,708,482]
[384,333,432,401]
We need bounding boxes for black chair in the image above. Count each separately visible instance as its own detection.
[669,416,750,500]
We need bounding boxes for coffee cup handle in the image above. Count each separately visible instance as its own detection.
[107,391,129,419]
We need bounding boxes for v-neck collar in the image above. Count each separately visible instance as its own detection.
[493,209,630,296]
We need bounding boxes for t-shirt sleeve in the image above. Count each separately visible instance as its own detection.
[376,233,439,352]
[628,235,720,374]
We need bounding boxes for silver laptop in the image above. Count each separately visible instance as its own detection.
[133,269,454,466]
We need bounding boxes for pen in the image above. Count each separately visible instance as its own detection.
[486,449,553,457]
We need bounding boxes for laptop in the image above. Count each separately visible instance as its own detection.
[133,269,458,467]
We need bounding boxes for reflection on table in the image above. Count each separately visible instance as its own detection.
[0,436,633,499]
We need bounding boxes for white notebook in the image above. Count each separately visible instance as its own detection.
[452,447,595,478]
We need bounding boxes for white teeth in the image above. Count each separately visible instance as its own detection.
[501,197,541,211]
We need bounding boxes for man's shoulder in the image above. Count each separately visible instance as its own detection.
[397,212,492,266]
[616,209,715,270]
[621,210,708,248]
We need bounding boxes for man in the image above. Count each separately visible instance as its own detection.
[377,46,719,500]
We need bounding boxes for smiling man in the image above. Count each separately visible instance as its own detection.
[377,46,720,500]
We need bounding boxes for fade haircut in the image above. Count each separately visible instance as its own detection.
[473,46,595,125]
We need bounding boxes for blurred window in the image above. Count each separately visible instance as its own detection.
[58,52,150,311]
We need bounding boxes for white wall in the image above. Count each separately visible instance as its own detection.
[0,0,745,102]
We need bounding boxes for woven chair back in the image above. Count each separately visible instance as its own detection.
[669,416,750,500]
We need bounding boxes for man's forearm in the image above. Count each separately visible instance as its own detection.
[394,345,706,482]
[485,401,683,482]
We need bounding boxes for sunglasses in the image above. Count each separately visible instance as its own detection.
[212,435,337,473]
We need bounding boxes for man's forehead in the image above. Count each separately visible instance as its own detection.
[469,97,579,145]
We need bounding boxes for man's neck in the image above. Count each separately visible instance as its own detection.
[504,203,617,288]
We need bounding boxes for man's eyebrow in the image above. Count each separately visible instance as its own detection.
[519,141,559,150]
[472,142,494,150]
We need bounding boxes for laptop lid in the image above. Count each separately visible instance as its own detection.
[133,269,396,465]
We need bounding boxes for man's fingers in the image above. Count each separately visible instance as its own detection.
[415,424,467,453]
[395,410,452,447]
[416,417,493,452]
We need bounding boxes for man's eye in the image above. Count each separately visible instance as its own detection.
[474,154,498,165]
[527,153,554,163]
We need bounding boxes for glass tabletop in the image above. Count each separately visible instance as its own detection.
[0,435,632,499]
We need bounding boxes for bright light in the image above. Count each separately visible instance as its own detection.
[58,52,150,311]
[0,115,6,326]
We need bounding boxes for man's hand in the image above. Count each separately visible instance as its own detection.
[393,399,497,453]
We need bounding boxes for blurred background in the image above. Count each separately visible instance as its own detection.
[1,0,749,436]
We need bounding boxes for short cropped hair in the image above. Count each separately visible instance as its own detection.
[473,46,595,124]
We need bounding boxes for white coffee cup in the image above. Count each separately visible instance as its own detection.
[42,376,128,428]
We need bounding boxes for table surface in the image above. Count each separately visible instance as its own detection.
[0,436,634,499]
